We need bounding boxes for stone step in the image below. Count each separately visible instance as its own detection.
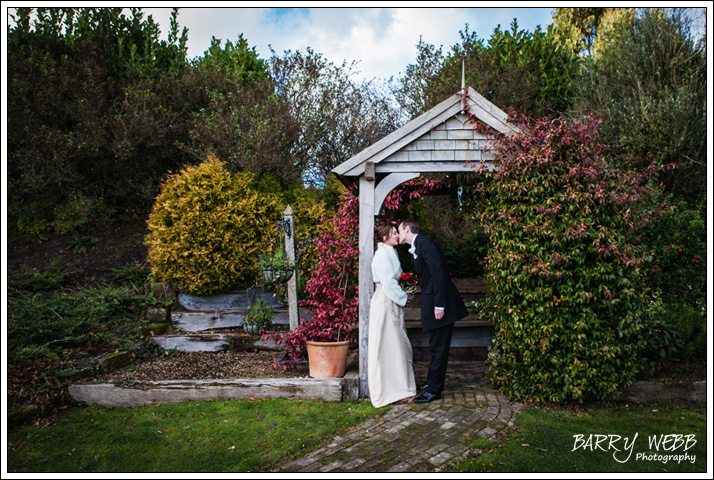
[404,305,493,321]
[153,334,241,352]
[178,289,285,311]
[171,308,292,332]
[405,318,493,327]
[153,332,283,353]
[407,326,494,349]
[406,319,495,361]
[172,311,245,331]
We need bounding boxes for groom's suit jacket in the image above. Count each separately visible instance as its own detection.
[411,234,468,332]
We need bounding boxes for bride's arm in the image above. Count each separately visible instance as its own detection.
[373,248,407,307]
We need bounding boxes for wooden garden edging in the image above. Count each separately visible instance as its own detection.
[69,371,360,406]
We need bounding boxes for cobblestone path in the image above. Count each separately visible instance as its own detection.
[276,361,524,473]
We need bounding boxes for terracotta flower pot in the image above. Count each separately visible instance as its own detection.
[305,340,350,378]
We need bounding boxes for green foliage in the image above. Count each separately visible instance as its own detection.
[244,298,274,328]
[642,197,706,304]
[14,211,53,241]
[110,263,152,288]
[67,234,97,253]
[551,7,609,55]
[573,8,707,206]
[181,85,301,186]
[472,115,669,403]
[260,249,295,271]
[7,7,191,216]
[53,192,115,235]
[389,36,444,121]
[660,301,706,362]
[638,301,685,374]
[638,196,706,364]
[11,262,70,292]
[146,156,281,295]
[192,33,267,83]
[182,38,302,186]
[410,21,579,119]
[289,188,334,286]
[269,47,403,186]
[464,297,496,323]
[7,285,153,364]
[413,186,489,278]
[7,261,163,410]
[9,7,187,81]
[7,6,409,222]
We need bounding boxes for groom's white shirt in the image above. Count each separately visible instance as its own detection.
[409,234,418,258]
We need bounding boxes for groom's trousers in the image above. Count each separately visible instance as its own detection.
[425,322,455,394]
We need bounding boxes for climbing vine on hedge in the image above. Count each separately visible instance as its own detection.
[472,114,672,403]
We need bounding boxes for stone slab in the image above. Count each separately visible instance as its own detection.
[341,370,360,401]
[172,311,245,331]
[179,289,285,311]
[172,309,291,331]
[96,351,132,373]
[152,334,234,352]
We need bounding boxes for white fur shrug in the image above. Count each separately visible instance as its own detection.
[371,242,407,307]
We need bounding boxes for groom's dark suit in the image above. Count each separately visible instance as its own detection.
[410,234,468,394]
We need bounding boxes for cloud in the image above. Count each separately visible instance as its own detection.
[146,7,555,82]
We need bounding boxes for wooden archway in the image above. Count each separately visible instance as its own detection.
[332,87,519,397]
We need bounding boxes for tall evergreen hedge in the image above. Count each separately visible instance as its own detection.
[475,115,670,403]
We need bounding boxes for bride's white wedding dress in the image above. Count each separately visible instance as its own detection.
[368,242,416,407]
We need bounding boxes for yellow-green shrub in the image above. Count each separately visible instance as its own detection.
[146,156,280,295]
[290,192,332,286]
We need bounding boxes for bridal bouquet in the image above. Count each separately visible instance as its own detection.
[399,272,418,303]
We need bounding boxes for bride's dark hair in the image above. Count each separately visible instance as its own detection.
[374,223,395,248]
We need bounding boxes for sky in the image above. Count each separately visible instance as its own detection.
[140,5,557,83]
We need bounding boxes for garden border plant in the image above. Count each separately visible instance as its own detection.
[145,155,281,296]
[469,113,678,403]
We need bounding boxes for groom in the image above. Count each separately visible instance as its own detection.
[398,219,468,403]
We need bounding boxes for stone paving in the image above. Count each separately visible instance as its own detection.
[276,361,524,473]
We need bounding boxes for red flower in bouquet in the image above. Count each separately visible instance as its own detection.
[399,272,418,304]
[400,272,418,287]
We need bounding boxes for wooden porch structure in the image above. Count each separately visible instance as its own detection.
[332,86,520,398]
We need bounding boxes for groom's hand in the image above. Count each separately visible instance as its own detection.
[434,308,444,320]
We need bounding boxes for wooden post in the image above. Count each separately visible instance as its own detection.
[284,205,299,331]
[357,172,422,399]
[358,167,376,398]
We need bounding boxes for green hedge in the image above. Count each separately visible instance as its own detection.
[475,115,669,403]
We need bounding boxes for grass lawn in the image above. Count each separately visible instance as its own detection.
[7,398,380,473]
[451,401,708,473]
[7,396,708,474]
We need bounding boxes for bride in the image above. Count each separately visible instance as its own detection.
[368,223,416,407]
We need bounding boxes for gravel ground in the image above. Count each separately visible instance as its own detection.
[92,350,311,384]
[91,348,360,384]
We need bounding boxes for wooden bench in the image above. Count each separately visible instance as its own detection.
[405,277,494,361]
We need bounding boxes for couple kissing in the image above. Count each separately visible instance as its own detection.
[368,219,468,407]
